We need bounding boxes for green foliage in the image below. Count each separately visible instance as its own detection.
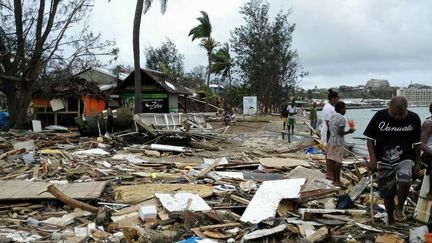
[211,43,233,87]
[223,84,249,108]
[188,11,212,41]
[197,86,218,103]
[145,38,185,80]
[230,0,307,113]
[189,11,217,87]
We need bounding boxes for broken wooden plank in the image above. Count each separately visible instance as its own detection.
[199,223,241,231]
[230,194,250,205]
[298,223,316,238]
[259,157,310,169]
[349,176,369,201]
[306,226,328,242]
[0,148,25,160]
[375,234,404,243]
[243,224,287,240]
[415,174,432,223]
[197,160,219,178]
[322,214,353,222]
[354,222,383,233]
[299,188,338,202]
[240,179,306,223]
[114,184,213,204]
[298,208,367,215]
[0,180,106,201]
[286,218,323,226]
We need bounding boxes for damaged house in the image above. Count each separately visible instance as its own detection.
[114,69,192,113]
[31,68,126,127]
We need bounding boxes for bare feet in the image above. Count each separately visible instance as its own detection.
[387,216,395,225]
[394,210,405,222]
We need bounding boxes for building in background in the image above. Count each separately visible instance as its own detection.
[209,84,224,94]
[115,68,192,113]
[365,79,390,91]
[397,87,432,106]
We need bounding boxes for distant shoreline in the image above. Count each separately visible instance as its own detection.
[313,105,428,111]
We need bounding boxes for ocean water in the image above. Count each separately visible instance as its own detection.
[319,106,430,155]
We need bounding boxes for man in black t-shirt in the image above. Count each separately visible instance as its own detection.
[364,96,421,224]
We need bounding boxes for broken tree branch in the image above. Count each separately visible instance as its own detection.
[47,184,99,213]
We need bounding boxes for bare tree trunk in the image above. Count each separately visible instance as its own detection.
[6,82,33,129]
[133,0,144,114]
[207,51,211,87]
[228,71,232,93]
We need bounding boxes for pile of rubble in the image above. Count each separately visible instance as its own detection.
[0,116,428,242]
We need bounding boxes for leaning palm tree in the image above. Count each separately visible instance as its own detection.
[189,11,217,87]
[132,0,168,113]
[211,43,233,91]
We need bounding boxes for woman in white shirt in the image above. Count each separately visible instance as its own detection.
[320,89,340,143]
[320,89,340,180]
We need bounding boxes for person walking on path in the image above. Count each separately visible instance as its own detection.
[281,104,288,130]
[321,89,339,180]
[326,102,355,186]
[287,100,297,133]
[364,96,421,224]
[421,103,432,198]
[309,102,318,135]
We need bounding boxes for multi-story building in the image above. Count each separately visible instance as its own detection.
[397,88,432,106]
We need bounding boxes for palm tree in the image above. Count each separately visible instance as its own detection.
[132,0,168,113]
[211,43,233,91]
[188,11,217,87]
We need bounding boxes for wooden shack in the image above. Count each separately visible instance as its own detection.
[31,68,124,126]
[115,69,192,113]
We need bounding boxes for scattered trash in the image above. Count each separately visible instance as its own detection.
[244,224,287,240]
[155,192,212,214]
[409,226,428,243]
[0,113,419,242]
[139,205,157,220]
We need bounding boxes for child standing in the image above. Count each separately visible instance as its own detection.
[287,100,297,133]
[326,102,355,186]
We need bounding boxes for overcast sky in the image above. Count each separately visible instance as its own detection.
[89,0,432,89]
